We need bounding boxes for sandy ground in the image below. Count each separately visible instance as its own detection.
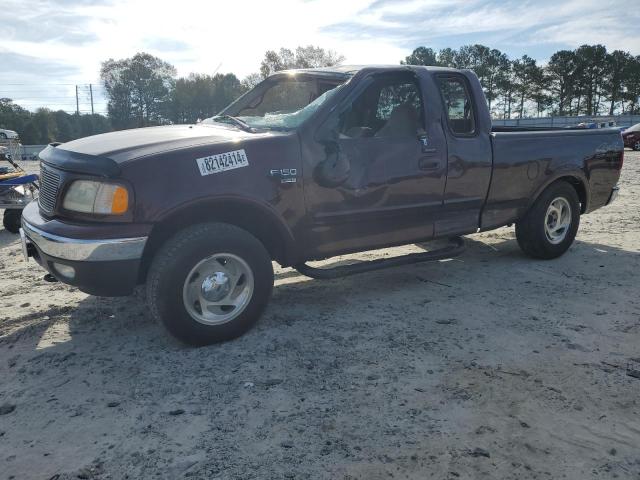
[1,153,639,480]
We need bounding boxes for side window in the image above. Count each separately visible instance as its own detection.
[376,83,422,122]
[336,74,424,139]
[437,76,475,135]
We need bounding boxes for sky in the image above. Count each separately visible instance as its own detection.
[1,0,640,113]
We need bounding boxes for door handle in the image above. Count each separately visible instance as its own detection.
[418,131,438,154]
[419,158,440,170]
[418,134,437,154]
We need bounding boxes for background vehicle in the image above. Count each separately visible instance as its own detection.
[20,66,624,345]
[622,123,640,150]
[0,146,39,232]
[0,128,19,139]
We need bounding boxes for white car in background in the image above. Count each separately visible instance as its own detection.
[0,128,19,139]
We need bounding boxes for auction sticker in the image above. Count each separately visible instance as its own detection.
[196,149,249,176]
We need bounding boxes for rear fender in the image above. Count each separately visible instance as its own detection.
[526,170,589,215]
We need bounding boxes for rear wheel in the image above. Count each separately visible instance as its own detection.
[146,223,274,346]
[633,140,640,151]
[515,181,580,259]
[2,209,22,233]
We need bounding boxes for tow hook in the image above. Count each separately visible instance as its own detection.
[43,274,58,283]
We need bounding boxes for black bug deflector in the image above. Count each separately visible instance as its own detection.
[295,237,465,279]
[39,144,120,177]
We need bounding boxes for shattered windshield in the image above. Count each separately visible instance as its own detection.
[203,74,347,131]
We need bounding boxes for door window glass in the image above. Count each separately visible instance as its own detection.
[437,77,475,135]
[337,74,424,139]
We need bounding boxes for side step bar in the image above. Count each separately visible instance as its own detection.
[294,237,465,280]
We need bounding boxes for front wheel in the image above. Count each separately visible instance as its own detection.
[633,140,640,151]
[146,223,274,346]
[516,181,580,259]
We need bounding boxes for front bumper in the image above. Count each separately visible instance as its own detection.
[21,220,147,262]
[20,202,148,296]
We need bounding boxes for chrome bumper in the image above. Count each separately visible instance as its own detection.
[20,220,147,262]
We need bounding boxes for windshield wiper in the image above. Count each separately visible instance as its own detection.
[212,115,256,133]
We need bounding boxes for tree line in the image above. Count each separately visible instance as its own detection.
[0,46,343,144]
[0,98,111,145]
[1,43,638,145]
[100,47,343,130]
[403,44,640,118]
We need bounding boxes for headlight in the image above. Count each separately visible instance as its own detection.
[62,180,129,215]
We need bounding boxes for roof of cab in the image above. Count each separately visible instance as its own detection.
[279,65,466,77]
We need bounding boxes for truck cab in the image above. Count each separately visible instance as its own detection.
[295,66,492,258]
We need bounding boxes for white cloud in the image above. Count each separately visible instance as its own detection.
[4,0,383,80]
[2,0,639,112]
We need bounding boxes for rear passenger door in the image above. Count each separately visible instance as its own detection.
[434,74,492,236]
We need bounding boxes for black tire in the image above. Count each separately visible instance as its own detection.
[146,223,274,346]
[0,132,7,139]
[3,209,22,234]
[515,181,580,259]
[633,140,640,151]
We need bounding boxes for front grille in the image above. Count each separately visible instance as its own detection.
[38,164,61,213]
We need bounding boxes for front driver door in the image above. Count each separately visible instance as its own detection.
[301,71,447,258]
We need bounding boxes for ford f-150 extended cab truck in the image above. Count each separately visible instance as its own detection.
[20,65,624,345]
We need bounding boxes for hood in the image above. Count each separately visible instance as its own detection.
[58,124,259,163]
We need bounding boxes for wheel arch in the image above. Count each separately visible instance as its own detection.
[139,197,299,283]
[528,173,589,215]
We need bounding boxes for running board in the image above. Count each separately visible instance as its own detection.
[294,237,465,280]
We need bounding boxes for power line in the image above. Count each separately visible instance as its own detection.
[0,90,106,94]
[0,82,103,86]
[0,85,106,88]
[1,82,108,114]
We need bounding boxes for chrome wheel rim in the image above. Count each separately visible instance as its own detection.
[182,253,254,325]
[635,140,640,151]
[544,197,572,245]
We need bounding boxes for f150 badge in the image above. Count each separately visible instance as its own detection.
[270,168,297,183]
[196,149,248,176]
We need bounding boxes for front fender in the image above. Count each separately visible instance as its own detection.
[141,195,300,273]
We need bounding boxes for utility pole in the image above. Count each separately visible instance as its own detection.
[89,84,94,115]
[75,85,80,115]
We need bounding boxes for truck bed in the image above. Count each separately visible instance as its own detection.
[481,128,623,230]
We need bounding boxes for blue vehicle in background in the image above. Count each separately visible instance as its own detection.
[0,145,39,233]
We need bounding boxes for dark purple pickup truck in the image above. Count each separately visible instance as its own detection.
[20,65,623,345]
